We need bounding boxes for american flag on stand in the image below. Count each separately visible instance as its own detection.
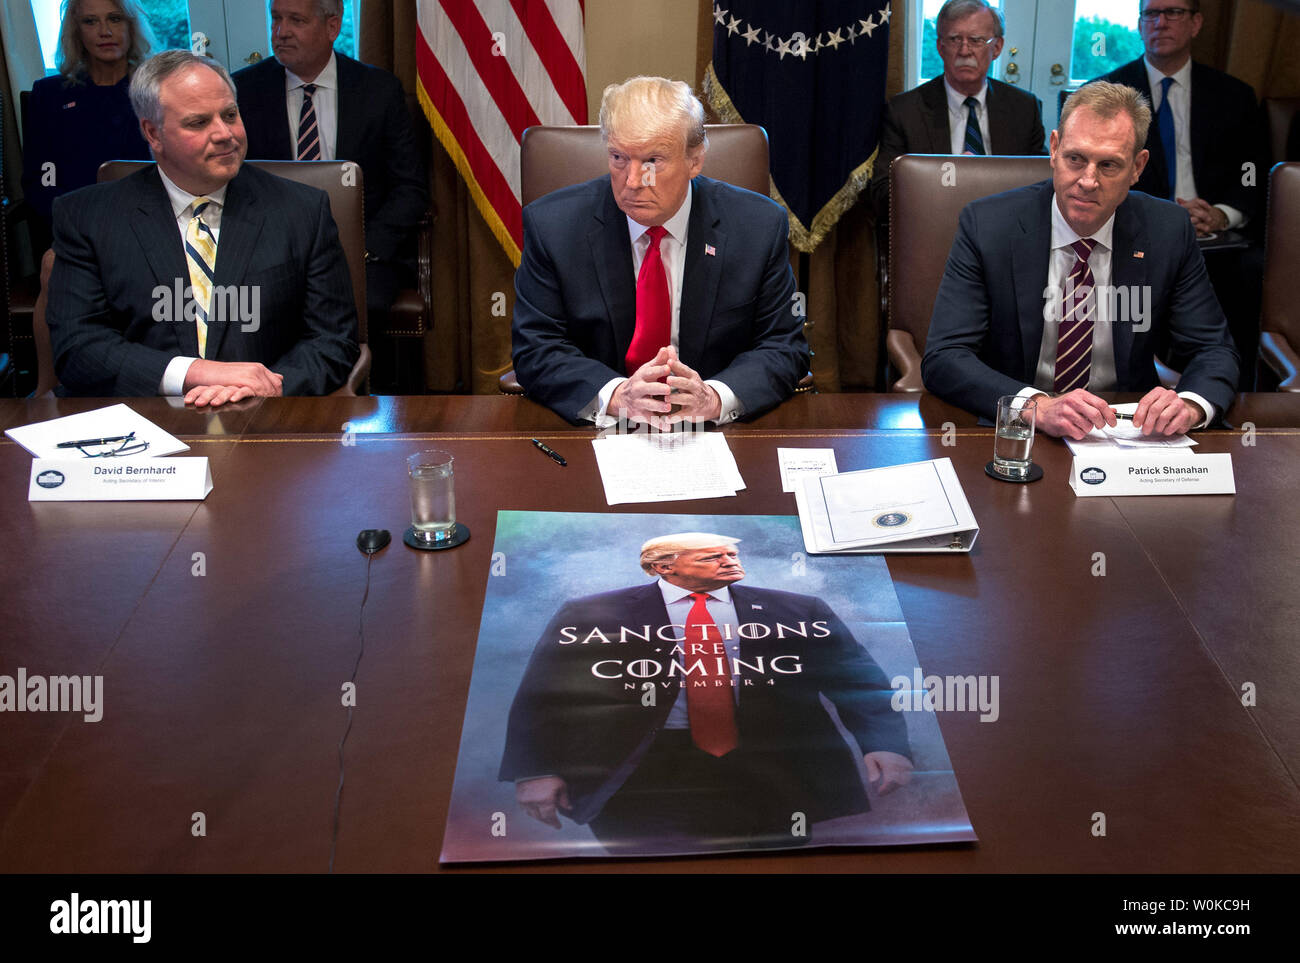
[416,1,588,266]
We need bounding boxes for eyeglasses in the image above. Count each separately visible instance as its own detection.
[55,432,150,458]
[939,34,998,51]
[1139,7,1194,21]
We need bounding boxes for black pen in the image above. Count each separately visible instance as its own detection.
[57,431,136,448]
[1113,412,1135,420]
[531,438,566,466]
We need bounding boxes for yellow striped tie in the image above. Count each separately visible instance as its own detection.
[184,197,217,357]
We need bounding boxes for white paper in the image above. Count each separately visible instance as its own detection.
[5,403,189,459]
[777,447,838,493]
[1064,402,1198,455]
[592,431,744,505]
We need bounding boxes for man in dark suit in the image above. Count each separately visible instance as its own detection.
[1094,0,1263,388]
[499,533,912,854]
[233,0,427,321]
[511,76,809,427]
[869,0,1046,219]
[923,82,1238,439]
[47,50,358,403]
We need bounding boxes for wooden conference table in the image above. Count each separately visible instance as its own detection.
[1,393,1298,873]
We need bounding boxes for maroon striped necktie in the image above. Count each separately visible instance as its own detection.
[1053,237,1097,394]
[296,83,321,160]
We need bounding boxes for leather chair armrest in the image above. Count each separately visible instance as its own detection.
[499,369,524,394]
[1260,331,1300,391]
[886,329,923,392]
[332,343,372,396]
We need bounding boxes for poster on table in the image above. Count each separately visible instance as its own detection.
[441,511,977,862]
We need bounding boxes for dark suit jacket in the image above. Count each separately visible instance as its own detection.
[233,53,427,264]
[870,76,1047,218]
[1097,58,1262,224]
[47,163,359,397]
[511,176,810,423]
[922,180,1239,420]
[498,582,911,825]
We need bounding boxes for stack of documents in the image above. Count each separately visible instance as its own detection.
[794,457,980,553]
[592,430,744,505]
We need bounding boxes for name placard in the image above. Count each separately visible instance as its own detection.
[29,458,213,501]
[1069,452,1235,497]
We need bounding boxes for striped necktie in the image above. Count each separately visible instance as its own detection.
[963,96,985,155]
[184,198,218,358]
[297,83,321,160]
[1053,238,1097,394]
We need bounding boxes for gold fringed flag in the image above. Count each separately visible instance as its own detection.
[705,1,891,253]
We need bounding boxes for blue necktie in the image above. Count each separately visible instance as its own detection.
[1155,76,1176,198]
[963,97,985,155]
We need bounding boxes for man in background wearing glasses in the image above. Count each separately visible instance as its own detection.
[869,0,1046,220]
[1094,0,1264,388]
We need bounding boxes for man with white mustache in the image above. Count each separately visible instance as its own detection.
[869,0,1046,220]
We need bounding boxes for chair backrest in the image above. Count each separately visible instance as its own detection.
[97,160,368,342]
[1263,162,1300,340]
[888,154,1053,353]
[1263,97,1300,167]
[520,124,770,206]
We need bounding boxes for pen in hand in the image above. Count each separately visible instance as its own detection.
[531,438,567,466]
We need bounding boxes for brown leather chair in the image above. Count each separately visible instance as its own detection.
[886,154,1052,391]
[1260,162,1300,390]
[375,93,435,353]
[31,249,57,398]
[95,159,371,395]
[500,124,814,394]
[1263,98,1300,167]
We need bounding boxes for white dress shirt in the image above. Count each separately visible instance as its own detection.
[284,51,338,160]
[1017,195,1213,425]
[156,167,229,396]
[589,185,742,426]
[1144,56,1244,229]
[945,78,992,155]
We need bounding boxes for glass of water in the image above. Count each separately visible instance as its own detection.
[993,396,1037,479]
[407,450,455,543]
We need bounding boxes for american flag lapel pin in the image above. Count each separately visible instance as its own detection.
[752,603,762,610]
[1133,251,1145,258]
[705,243,716,257]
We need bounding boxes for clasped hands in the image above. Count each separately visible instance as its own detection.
[1034,387,1202,440]
[183,360,283,407]
[1177,197,1228,237]
[608,346,721,430]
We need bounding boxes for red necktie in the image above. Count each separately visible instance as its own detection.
[626,225,670,375]
[684,592,737,757]
[1054,238,1097,394]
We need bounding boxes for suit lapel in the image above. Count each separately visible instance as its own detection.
[129,169,199,356]
[255,61,294,158]
[333,54,360,160]
[1188,62,1209,194]
[678,179,723,367]
[205,168,265,359]
[588,184,637,362]
[986,82,1014,155]
[1012,185,1054,380]
[1109,198,1148,381]
[922,77,951,152]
